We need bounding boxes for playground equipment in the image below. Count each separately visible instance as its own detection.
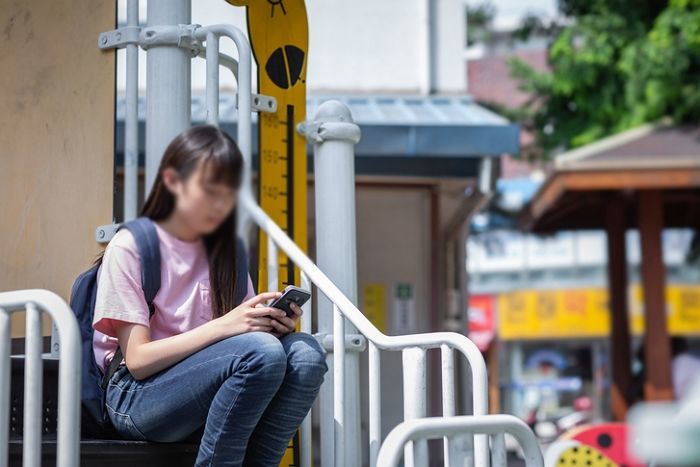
[1,1,542,466]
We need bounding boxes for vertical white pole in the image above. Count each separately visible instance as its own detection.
[145,0,191,196]
[369,341,381,467]
[403,347,428,467]
[124,0,139,221]
[307,100,361,466]
[492,434,507,467]
[267,235,278,293]
[333,303,345,466]
[205,32,219,126]
[0,308,9,467]
[299,271,313,467]
[23,303,42,467]
[441,344,454,467]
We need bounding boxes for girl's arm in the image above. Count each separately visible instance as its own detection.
[112,291,285,380]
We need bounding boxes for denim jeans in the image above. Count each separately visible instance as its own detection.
[104,331,328,466]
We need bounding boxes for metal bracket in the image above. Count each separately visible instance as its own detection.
[237,94,278,114]
[314,332,367,353]
[95,223,121,244]
[296,121,322,142]
[98,26,141,49]
[139,24,203,56]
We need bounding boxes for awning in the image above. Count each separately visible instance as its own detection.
[520,123,700,232]
[115,93,519,178]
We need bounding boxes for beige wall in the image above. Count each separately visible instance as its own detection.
[1,1,116,336]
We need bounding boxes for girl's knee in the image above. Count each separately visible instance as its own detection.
[218,332,287,375]
[242,331,287,373]
[285,332,329,377]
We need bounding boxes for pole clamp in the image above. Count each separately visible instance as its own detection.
[139,24,203,55]
[314,332,368,353]
[98,26,141,49]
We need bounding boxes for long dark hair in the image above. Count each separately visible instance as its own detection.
[93,124,245,319]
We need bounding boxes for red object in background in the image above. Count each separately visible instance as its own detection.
[567,423,645,467]
[573,396,593,412]
[468,295,495,351]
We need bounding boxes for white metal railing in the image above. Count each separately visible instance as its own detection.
[0,289,82,467]
[106,2,538,465]
[376,415,544,467]
[242,189,491,467]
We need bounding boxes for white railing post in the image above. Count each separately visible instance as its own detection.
[300,100,362,466]
[124,0,139,221]
[402,347,428,467]
[0,290,82,467]
[368,341,381,467]
[0,308,10,467]
[23,303,43,467]
[299,271,314,467]
[145,0,191,196]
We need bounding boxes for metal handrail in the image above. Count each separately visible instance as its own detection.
[240,190,490,466]
[0,289,82,467]
[376,415,544,467]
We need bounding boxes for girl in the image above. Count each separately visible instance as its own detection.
[91,125,328,466]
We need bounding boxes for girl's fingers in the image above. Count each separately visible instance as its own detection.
[269,319,287,333]
[249,306,286,318]
[290,302,303,317]
[243,291,283,307]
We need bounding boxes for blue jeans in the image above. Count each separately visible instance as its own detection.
[104,331,328,466]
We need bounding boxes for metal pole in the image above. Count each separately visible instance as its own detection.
[0,308,9,467]
[300,271,313,467]
[403,347,428,467]
[205,32,219,125]
[145,0,191,196]
[334,303,346,466]
[369,341,381,467]
[22,303,42,467]
[124,0,139,220]
[304,100,362,466]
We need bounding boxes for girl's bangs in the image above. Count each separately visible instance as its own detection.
[200,147,243,189]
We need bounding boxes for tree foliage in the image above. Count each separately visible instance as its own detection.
[509,0,700,155]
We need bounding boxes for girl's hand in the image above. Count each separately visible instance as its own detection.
[268,302,303,338]
[216,291,287,337]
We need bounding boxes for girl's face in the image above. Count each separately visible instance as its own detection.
[163,157,237,235]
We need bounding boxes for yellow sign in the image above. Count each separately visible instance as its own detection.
[363,284,387,333]
[226,1,309,465]
[227,0,310,296]
[498,285,700,340]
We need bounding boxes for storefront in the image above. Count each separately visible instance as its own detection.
[470,284,700,423]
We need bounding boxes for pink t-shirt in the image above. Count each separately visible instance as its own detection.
[92,221,255,373]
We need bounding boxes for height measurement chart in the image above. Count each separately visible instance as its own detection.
[226,1,310,466]
[228,0,309,309]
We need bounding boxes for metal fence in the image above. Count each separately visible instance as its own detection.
[0,289,82,467]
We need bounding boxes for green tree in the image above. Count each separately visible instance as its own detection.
[509,0,700,155]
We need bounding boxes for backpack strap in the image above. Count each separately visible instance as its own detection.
[100,216,161,390]
[233,236,250,306]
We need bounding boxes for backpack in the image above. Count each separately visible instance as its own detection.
[69,216,250,438]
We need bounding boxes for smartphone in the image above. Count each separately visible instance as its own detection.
[268,285,311,318]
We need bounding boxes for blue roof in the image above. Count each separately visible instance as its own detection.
[115,93,520,177]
